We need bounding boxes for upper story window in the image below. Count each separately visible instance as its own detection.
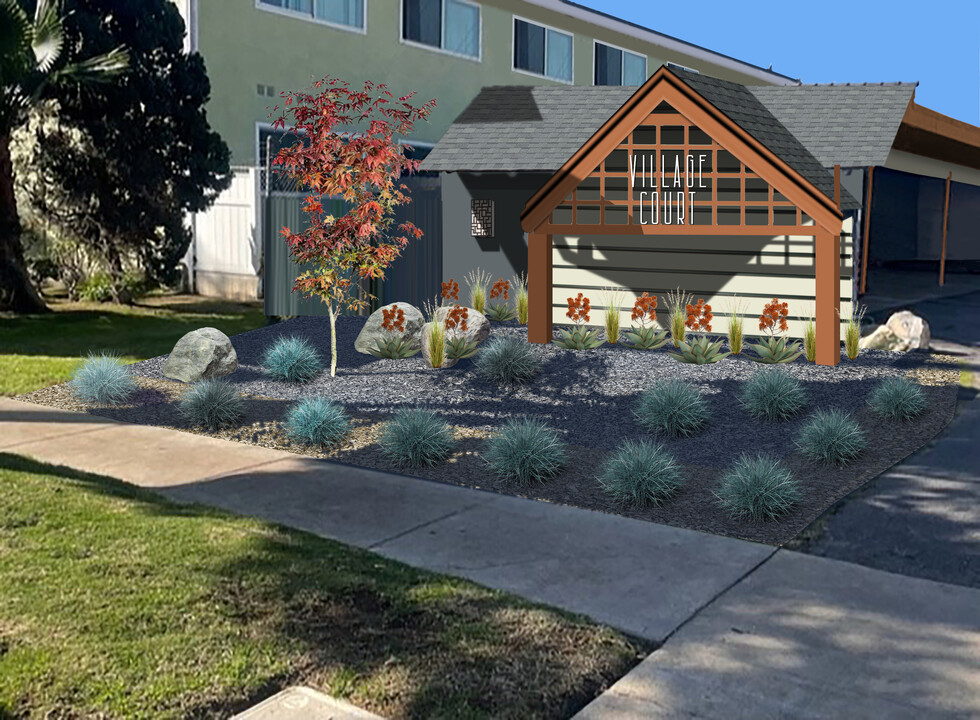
[257,0,365,31]
[402,0,481,59]
[513,17,572,83]
[594,41,647,86]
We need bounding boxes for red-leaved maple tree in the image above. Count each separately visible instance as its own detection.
[270,77,436,376]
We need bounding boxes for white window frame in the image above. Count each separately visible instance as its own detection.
[254,0,368,35]
[592,39,647,86]
[511,14,574,85]
[399,0,483,63]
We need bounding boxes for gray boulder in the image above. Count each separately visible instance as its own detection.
[435,306,490,346]
[162,327,238,382]
[354,302,425,355]
[859,310,931,352]
[420,322,458,368]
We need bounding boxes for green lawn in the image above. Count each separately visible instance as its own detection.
[0,454,641,719]
[0,294,268,396]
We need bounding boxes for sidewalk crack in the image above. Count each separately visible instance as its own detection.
[367,499,490,550]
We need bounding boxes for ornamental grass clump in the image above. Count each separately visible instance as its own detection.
[380,407,455,467]
[465,268,491,314]
[747,298,804,364]
[738,367,807,422]
[475,335,541,385]
[867,376,928,422]
[179,379,245,431]
[635,379,710,438]
[795,408,868,467]
[725,294,749,355]
[484,278,516,321]
[483,417,567,486]
[70,351,136,406]
[421,298,448,369]
[624,292,669,350]
[443,304,479,359]
[715,453,801,522]
[600,287,624,344]
[553,293,605,350]
[598,439,684,507]
[666,298,730,365]
[512,271,529,325]
[839,303,868,360]
[801,304,817,363]
[368,304,421,359]
[663,287,694,347]
[262,335,324,382]
[284,395,350,447]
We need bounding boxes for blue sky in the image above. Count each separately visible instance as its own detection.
[576,0,980,125]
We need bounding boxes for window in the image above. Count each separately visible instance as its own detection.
[513,17,572,82]
[594,41,647,86]
[257,0,365,30]
[402,0,480,59]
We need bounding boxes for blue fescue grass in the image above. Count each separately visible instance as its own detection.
[867,376,928,422]
[69,352,137,406]
[738,366,808,422]
[474,335,541,385]
[598,439,684,507]
[634,379,710,438]
[715,453,800,521]
[283,396,350,447]
[178,379,245,430]
[261,335,323,383]
[379,407,456,467]
[483,417,567,486]
[794,408,868,466]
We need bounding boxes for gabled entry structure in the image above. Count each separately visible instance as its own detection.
[520,66,856,367]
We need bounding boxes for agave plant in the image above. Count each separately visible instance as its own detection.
[484,278,516,321]
[624,292,669,350]
[553,292,605,350]
[665,335,731,364]
[748,336,804,364]
[368,305,420,359]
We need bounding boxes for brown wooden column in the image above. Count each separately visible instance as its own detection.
[940,171,952,286]
[860,166,875,294]
[527,232,553,344]
[815,227,841,367]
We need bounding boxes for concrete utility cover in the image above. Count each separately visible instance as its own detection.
[233,687,383,719]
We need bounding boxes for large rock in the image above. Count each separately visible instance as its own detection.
[163,327,238,382]
[859,311,931,352]
[435,306,490,346]
[420,322,458,368]
[354,302,425,355]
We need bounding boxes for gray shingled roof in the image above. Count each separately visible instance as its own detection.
[421,68,918,211]
[748,83,916,168]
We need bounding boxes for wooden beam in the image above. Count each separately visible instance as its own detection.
[860,166,875,295]
[815,227,841,367]
[527,232,553,344]
[940,171,952,285]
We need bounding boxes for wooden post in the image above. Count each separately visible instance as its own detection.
[940,171,952,286]
[527,232,553,344]
[815,227,841,367]
[834,164,841,209]
[860,166,874,295]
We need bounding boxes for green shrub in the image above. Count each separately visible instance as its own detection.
[634,379,710,438]
[867,376,928,422]
[474,335,541,385]
[715,453,800,521]
[794,408,867,466]
[69,352,136,406]
[284,396,350,447]
[739,367,807,421]
[77,272,146,302]
[380,407,455,467]
[598,439,684,507]
[261,335,323,383]
[483,417,567,486]
[179,379,245,430]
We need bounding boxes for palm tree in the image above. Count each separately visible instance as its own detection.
[0,0,128,312]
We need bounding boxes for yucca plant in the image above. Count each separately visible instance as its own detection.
[553,292,605,350]
[839,303,868,360]
[715,453,800,522]
[284,395,350,447]
[725,294,749,355]
[623,292,669,350]
[600,287,624,344]
[484,278,516,321]
[512,272,529,325]
[663,287,694,347]
[801,304,817,363]
[368,304,421,359]
[598,439,684,507]
[795,408,868,467]
[867,376,928,422]
[69,351,137,406]
[747,298,803,364]
[464,268,492,315]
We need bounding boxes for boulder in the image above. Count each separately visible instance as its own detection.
[354,302,425,355]
[435,306,490,346]
[163,327,238,382]
[858,311,931,352]
[420,322,458,368]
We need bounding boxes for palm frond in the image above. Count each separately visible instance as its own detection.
[31,0,65,73]
[52,45,129,85]
[0,0,32,84]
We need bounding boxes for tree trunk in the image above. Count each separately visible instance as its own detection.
[328,304,338,377]
[0,131,48,313]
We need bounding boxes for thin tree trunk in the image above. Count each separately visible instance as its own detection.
[0,131,49,313]
[328,304,338,377]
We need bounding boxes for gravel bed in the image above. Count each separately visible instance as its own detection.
[127,315,959,468]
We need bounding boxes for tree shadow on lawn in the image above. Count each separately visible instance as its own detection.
[0,452,644,720]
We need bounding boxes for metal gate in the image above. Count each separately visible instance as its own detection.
[262,175,442,317]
